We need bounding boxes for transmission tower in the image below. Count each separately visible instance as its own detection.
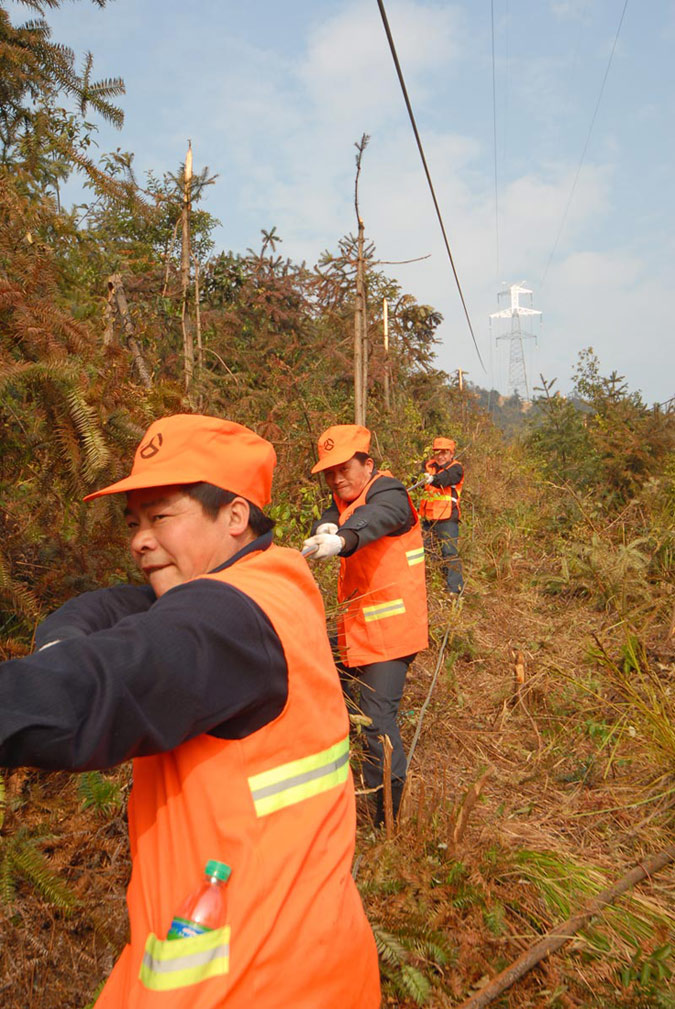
[489,282,541,401]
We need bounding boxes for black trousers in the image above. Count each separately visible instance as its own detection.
[340,656,414,789]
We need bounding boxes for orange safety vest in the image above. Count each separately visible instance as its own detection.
[419,460,464,522]
[335,471,428,667]
[95,543,380,1009]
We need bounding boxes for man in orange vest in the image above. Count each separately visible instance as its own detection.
[419,436,464,597]
[0,414,380,1008]
[303,424,428,825]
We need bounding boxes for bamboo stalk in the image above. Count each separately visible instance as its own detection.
[455,845,675,1009]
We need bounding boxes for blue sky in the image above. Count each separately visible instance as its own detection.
[14,0,675,404]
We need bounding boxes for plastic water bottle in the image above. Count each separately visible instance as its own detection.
[167,859,232,940]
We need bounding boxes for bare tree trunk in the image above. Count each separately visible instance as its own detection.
[455,845,675,1009]
[353,134,370,426]
[354,216,367,425]
[383,297,390,412]
[181,142,194,397]
[107,275,152,388]
[193,254,203,373]
[103,282,115,346]
[161,215,181,298]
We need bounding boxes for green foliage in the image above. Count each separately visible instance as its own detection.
[373,926,453,1006]
[528,351,675,511]
[0,0,127,198]
[0,826,79,912]
[620,944,673,993]
[78,771,123,817]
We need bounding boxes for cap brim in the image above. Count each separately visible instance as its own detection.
[311,448,359,474]
[84,472,189,502]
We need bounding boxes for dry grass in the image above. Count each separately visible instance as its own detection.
[1,442,673,1008]
[355,455,675,1007]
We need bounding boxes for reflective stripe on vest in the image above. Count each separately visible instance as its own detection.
[140,927,230,991]
[406,547,425,566]
[248,735,350,818]
[362,598,406,622]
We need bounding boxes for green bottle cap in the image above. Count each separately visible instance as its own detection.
[205,859,231,882]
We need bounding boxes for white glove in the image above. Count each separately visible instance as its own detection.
[316,522,339,535]
[302,533,343,559]
[424,472,435,485]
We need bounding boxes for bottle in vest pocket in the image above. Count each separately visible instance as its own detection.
[167,859,232,940]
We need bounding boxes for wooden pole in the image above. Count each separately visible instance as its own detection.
[455,845,675,1009]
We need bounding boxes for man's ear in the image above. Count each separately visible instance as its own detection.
[365,457,375,476]
[223,497,251,537]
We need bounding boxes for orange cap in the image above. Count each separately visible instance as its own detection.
[84,414,276,509]
[433,437,456,452]
[311,424,371,474]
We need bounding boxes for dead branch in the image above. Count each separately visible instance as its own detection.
[454,845,675,1009]
[107,275,152,388]
[451,767,491,847]
[381,733,394,838]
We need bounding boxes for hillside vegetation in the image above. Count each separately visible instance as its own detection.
[1,3,673,1006]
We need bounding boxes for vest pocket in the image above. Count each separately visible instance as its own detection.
[139,926,230,991]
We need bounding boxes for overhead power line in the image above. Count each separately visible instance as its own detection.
[376,0,486,372]
[540,0,630,287]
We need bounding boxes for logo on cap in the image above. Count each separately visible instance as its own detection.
[140,433,163,459]
[323,438,335,451]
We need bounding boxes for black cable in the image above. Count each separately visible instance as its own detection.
[376,0,486,372]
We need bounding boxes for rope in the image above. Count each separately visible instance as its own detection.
[407,625,451,770]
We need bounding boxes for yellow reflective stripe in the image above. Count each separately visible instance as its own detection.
[139,927,230,991]
[249,736,350,818]
[363,598,406,622]
[406,547,425,566]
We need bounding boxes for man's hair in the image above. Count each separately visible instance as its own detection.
[353,452,372,465]
[184,482,276,536]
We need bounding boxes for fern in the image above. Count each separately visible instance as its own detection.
[373,926,408,966]
[64,386,111,483]
[0,828,79,913]
[399,964,432,1005]
[78,771,123,817]
[374,926,441,1006]
[409,935,454,968]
